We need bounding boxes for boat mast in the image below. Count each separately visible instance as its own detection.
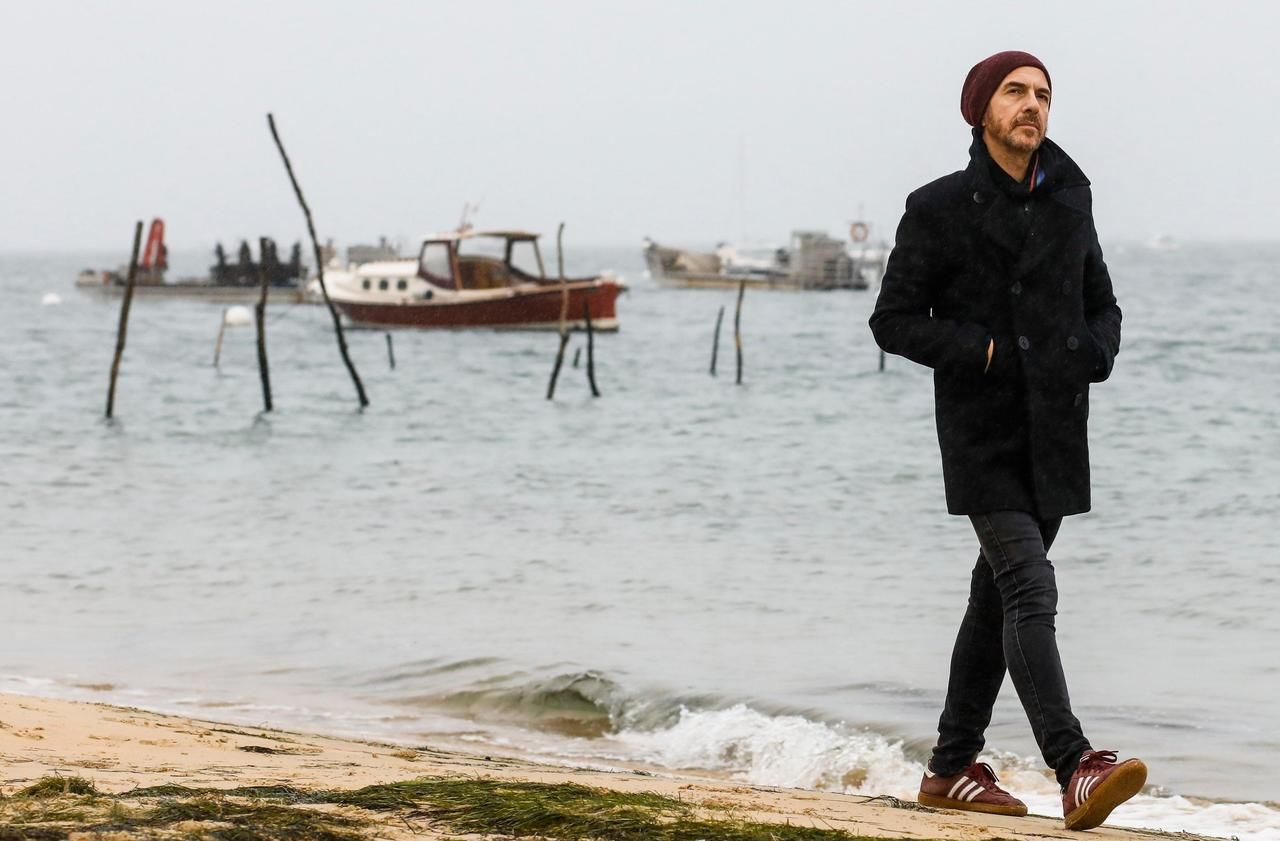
[735,132,746,244]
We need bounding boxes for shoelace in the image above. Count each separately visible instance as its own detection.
[1078,749,1118,773]
[968,762,1001,787]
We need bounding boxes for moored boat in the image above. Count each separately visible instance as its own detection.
[644,224,887,291]
[317,229,625,331]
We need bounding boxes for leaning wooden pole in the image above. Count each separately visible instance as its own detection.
[267,113,369,408]
[710,304,725,376]
[546,222,571,400]
[734,279,745,385]
[254,237,274,412]
[583,301,600,398]
[213,309,228,368]
[105,221,143,419]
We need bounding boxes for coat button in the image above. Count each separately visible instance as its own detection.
[1023,203,1031,213]
[1010,281,1023,296]
[1073,393,1083,407]
[1018,336,1030,351]
[1062,280,1072,294]
[1066,336,1080,351]
[972,191,984,203]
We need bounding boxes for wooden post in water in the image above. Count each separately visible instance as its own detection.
[104,221,143,419]
[254,237,274,412]
[879,349,885,372]
[385,333,396,370]
[710,304,725,376]
[213,309,228,368]
[733,279,746,385]
[572,347,581,368]
[546,222,571,400]
[267,113,369,408]
[583,300,600,397]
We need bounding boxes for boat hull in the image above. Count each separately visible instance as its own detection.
[332,282,623,331]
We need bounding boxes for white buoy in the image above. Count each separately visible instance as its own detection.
[214,306,255,368]
[223,305,253,326]
[41,292,62,306]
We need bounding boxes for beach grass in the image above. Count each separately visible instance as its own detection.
[0,774,930,840]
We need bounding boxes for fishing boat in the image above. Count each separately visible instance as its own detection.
[75,219,307,303]
[315,229,625,331]
[643,224,887,291]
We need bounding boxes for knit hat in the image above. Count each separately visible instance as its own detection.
[961,51,1051,127]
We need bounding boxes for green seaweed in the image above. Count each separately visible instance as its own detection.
[0,774,967,841]
[11,777,98,799]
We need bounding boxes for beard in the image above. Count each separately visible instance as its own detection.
[991,112,1044,155]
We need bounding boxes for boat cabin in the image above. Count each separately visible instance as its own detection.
[416,230,550,291]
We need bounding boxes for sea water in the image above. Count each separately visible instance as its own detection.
[1,244,1277,839]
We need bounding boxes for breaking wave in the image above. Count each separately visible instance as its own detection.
[401,670,1280,841]
[401,670,632,738]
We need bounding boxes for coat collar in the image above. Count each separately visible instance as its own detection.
[965,128,1090,198]
[966,129,1091,278]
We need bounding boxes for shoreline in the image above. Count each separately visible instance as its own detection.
[0,692,1223,841]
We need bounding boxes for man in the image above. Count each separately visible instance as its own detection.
[868,51,1146,831]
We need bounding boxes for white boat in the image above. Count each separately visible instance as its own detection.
[644,225,887,290]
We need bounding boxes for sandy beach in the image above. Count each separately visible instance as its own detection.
[0,692,1220,841]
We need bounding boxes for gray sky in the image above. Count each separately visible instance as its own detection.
[3,0,1276,252]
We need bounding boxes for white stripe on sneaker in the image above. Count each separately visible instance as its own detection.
[1084,776,1100,800]
[963,782,985,802]
[948,778,970,800]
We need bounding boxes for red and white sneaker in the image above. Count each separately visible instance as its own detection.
[918,761,1027,816]
[1063,749,1148,831]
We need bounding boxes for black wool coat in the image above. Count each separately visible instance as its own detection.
[869,132,1122,519]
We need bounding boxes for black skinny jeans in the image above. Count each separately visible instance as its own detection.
[931,510,1091,789]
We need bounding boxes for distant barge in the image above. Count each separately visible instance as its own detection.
[75,219,307,304]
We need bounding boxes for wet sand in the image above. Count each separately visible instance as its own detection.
[0,692,1218,840]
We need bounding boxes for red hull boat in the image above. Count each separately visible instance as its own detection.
[319,229,625,331]
[335,281,621,330]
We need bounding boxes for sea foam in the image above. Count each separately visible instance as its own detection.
[584,704,1280,841]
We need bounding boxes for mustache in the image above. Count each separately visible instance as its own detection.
[1014,113,1042,130]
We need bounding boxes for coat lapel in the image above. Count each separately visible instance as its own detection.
[966,151,1023,257]
[1010,196,1089,281]
[977,194,1023,256]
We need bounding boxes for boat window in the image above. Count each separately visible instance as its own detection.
[508,239,543,279]
[456,255,511,290]
[419,242,455,289]
[378,279,389,291]
[362,279,370,290]
[397,279,408,291]
[458,237,506,260]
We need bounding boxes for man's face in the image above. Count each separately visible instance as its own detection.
[981,66,1051,155]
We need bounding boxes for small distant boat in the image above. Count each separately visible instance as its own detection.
[315,229,625,331]
[1148,233,1180,251]
[76,219,307,303]
[644,225,887,291]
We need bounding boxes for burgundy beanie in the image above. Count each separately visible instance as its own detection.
[960,51,1051,126]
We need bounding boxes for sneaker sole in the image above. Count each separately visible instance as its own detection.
[1064,759,1148,831]
[918,791,1028,817]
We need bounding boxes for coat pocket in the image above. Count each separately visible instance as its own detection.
[1061,326,1101,384]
